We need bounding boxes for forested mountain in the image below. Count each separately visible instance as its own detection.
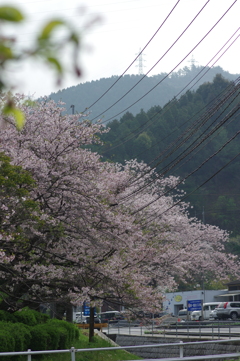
[49,66,240,237]
[92,74,240,237]
[49,65,238,121]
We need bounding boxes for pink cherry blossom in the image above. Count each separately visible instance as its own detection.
[0,95,238,313]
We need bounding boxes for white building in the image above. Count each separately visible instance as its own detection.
[163,289,228,316]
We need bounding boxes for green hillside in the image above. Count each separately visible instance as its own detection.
[49,67,240,236]
[48,65,238,122]
[93,74,240,237]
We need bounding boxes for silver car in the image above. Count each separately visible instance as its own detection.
[216,302,240,320]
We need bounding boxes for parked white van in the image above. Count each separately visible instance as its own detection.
[191,302,220,321]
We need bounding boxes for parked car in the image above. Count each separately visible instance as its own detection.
[191,303,220,321]
[216,302,240,320]
[177,309,189,321]
[99,311,125,323]
[86,316,101,324]
[209,308,219,320]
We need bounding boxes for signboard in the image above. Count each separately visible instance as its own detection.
[83,302,90,316]
[83,302,96,316]
[187,299,202,312]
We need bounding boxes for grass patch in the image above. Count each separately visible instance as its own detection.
[30,330,141,361]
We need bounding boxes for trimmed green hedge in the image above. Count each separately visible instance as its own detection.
[0,310,17,323]
[48,319,78,343]
[0,330,15,352]
[0,321,31,351]
[0,309,79,352]
[14,309,38,326]
[29,325,49,351]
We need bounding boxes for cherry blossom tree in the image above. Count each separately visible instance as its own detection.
[0,152,63,311]
[0,95,238,321]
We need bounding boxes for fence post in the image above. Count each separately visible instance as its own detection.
[27,349,31,361]
[71,346,75,361]
[129,321,131,335]
[179,340,184,358]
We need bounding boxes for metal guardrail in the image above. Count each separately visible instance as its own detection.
[105,319,240,339]
[1,338,240,361]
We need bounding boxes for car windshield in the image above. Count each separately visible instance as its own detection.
[210,305,218,310]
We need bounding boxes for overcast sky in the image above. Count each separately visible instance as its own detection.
[6,0,240,98]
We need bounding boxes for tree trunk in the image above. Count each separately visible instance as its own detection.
[55,303,66,319]
[89,306,95,342]
[66,303,73,323]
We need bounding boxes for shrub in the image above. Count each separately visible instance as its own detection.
[9,323,31,351]
[0,330,15,352]
[0,321,31,351]
[29,325,49,351]
[48,319,79,345]
[35,324,60,350]
[0,309,79,352]
[28,309,49,324]
[14,308,38,326]
[29,323,73,351]
[0,310,17,323]
[55,326,69,349]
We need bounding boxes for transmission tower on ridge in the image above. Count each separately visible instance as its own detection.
[135,48,146,75]
[187,54,198,69]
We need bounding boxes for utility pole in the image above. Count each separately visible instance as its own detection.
[202,206,205,224]
[70,104,75,115]
[135,48,146,75]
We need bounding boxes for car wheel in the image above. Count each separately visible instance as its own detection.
[231,312,238,321]
[199,316,202,321]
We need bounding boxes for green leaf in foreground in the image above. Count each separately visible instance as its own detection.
[0,6,24,22]
[38,19,65,41]
[47,57,63,74]
[3,104,25,130]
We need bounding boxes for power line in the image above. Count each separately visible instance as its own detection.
[89,0,211,122]
[120,81,239,204]
[144,148,240,226]
[135,103,240,223]
[100,30,239,156]
[91,0,237,124]
[80,0,181,113]
[117,86,239,209]
[149,83,240,178]
[109,73,239,193]
[172,110,239,176]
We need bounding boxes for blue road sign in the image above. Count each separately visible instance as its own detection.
[83,302,96,316]
[83,302,90,316]
[187,300,202,311]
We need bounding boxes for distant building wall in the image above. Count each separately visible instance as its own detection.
[163,290,228,316]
